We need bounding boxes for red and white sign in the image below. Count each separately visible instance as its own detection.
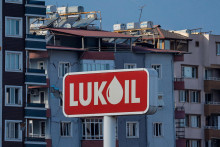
[63,69,149,117]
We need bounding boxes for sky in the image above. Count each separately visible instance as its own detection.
[46,0,220,34]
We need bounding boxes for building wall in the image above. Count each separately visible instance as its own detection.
[115,52,175,147]
[145,53,175,147]
[115,52,148,147]
[0,0,2,146]
[2,0,26,146]
[174,33,220,146]
[48,50,81,147]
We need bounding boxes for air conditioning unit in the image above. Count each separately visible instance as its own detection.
[30,89,39,96]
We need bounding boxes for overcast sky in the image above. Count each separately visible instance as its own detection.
[46,0,220,34]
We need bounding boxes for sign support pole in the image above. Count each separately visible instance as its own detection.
[104,116,116,147]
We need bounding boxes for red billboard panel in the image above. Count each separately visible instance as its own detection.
[63,69,149,117]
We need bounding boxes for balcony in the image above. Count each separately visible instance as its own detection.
[204,77,220,92]
[204,102,220,116]
[25,68,47,85]
[26,34,46,51]
[174,54,184,62]
[174,78,185,90]
[25,119,51,147]
[176,138,186,147]
[25,0,46,17]
[175,107,185,119]
[205,126,220,140]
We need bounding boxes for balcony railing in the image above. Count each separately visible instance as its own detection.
[26,34,46,51]
[205,126,220,130]
[25,0,46,16]
[25,68,47,85]
[205,101,220,105]
[204,77,220,92]
[206,77,220,81]
[26,0,45,6]
[27,103,45,108]
[174,78,185,90]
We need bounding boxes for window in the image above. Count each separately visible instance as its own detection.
[5,51,22,72]
[216,42,220,55]
[5,0,22,4]
[5,17,22,37]
[179,119,185,127]
[179,90,188,102]
[59,62,70,78]
[152,65,161,78]
[195,41,199,47]
[28,120,33,137]
[5,120,22,141]
[82,118,103,140]
[39,91,45,104]
[159,40,163,49]
[186,139,201,147]
[153,123,162,137]
[158,95,164,108]
[60,122,71,137]
[40,121,46,137]
[181,65,198,78]
[5,86,22,106]
[82,63,110,71]
[38,61,45,70]
[190,91,200,103]
[165,40,170,50]
[185,115,201,128]
[59,98,63,106]
[126,122,139,138]
[124,63,137,69]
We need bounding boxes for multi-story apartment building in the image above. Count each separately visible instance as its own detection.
[174,30,220,147]
[0,0,48,147]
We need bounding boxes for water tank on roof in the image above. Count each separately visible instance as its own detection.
[140,21,153,29]
[127,22,140,30]
[57,7,67,14]
[47,5,57,13]
[87,14,97,19]
[113,24,126,31]
[64,23,71,28]
[68,6,84,13]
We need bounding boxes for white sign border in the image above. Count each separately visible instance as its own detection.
[63,68,149,117]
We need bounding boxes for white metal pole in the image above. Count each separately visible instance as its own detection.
[104,116,116,147]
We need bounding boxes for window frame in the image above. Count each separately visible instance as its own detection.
[39,121,46,137]
[82,118,103,140]
[124,63,137,69]
[5,85,22,107]
[5,17,23,38]
[190,90,200,103]
[195,41,199,47]
[58,62,70,78]
[5,120,22,142]
[216,42,220,56]
[5,51,23,72]
[126,121,139,138]
[5,0,22,4]
[181,65,198,79]
[60,121,72,137]
[153,122,163,137]
[179,90,189,103]
[151,64,162,79]
[185,115,201,128]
